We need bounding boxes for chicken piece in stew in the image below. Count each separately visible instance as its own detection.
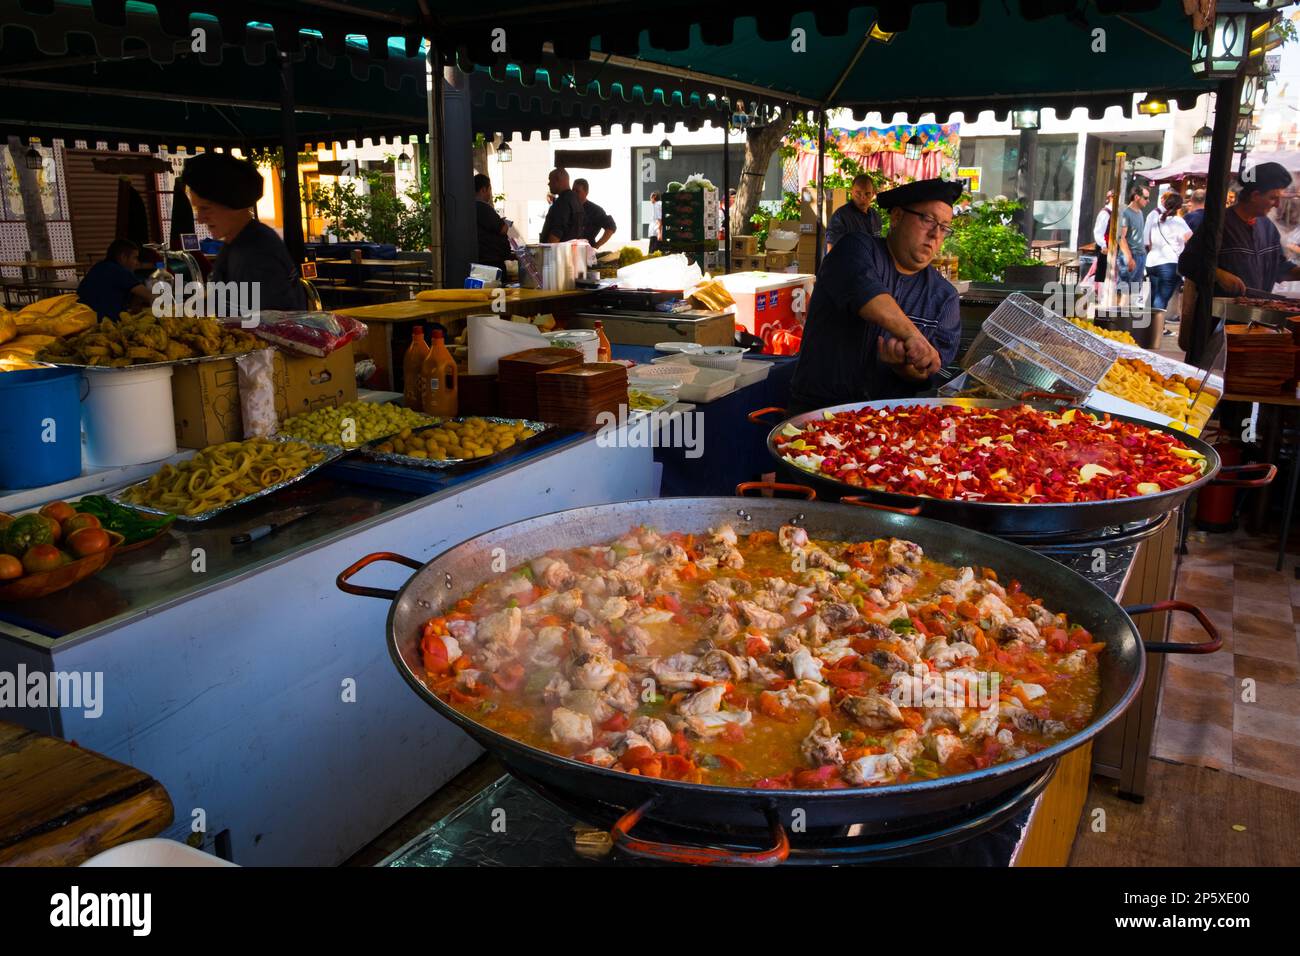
[417,525,1103,789]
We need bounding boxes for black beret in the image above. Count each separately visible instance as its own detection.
[181,152,264,209]
[1238,161,1292,195]
[877,177,964,210]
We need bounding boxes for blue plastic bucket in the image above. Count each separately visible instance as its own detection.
[0,367,83,489]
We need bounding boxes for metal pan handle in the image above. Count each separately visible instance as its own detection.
[747,406,788,425]
[840,496,924,516]
[336,552,424,601]
[1124,600,1222,654]
[1210,463,1276,488]
[735,481,817,500]
[1018,389,1078,404]
[610,797,790,866]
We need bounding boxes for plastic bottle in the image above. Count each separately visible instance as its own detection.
[421,329,459,417]
[403,325,428,411]
[594,319,612,363]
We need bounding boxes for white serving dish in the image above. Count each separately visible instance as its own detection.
[678,366,739,403]
[80,838,239,867]
[627,361,700,385]
[652,351,769,388]
[654,341,704,354]
[691,346,746,371]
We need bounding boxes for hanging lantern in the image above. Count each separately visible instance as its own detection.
[658,138,673,161]
[1192,125,1214,154]
[396,150,412,173]
[495,141,512,163]
[903,136,922,160]
[24,139,42,169]
[1238,74,1258,115]
[1191,13,1249,77]
[1137,93,1169,116]
[1011,109,1040,130]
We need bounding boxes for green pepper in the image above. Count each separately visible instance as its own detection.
[889,618,915,634]
[518,566,535,582]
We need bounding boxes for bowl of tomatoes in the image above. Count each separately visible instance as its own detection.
[0,501,125,602]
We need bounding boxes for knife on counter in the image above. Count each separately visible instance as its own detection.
[231,506,320,546]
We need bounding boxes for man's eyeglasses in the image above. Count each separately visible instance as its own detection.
[899,207,955,237]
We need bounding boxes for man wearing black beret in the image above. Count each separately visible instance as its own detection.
[790,177,963,409]
[1178,161,1299,297]
[182,151,306,312]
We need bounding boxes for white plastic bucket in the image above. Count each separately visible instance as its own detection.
[544,329,599,362]
[82,365,178,467]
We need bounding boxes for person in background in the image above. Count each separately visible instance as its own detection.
[790,178,963,410]
[572,179,616,249]
[1144,190,1192,337]
[1183,188,1206,233]
[182,152,305,311]
[76,238,154,320]
[825,173,882,251]
[648,192,663,252]
[1179,162,1300,298]
[540,167,585,243]
[474,173,510,274]
[1119,184,1149,305]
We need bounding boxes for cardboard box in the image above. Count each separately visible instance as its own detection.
[171,343,357,448]
[764,250,797,270]
[732,235,759,256]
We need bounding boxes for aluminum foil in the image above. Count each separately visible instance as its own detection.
[44,348,261,373]
[108,443,343,522]
[357,417,553,470]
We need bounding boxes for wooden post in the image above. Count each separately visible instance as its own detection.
[1103,151,1126,309]
[426,46,444,286]
[1016,126,1039,244]
[723,118,731,274]
[815,108,826,272]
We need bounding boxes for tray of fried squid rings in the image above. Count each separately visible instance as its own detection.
[109,437,342,522]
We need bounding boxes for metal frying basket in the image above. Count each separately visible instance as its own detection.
[961,293,1117,399]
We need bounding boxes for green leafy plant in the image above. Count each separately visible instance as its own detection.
[307,154,431,250]
[942,196,1036,281]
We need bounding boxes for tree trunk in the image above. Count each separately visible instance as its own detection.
[8,136,54,281]
[730,109,796,235]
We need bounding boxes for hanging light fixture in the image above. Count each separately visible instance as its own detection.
[24,141,42,169]
[496,141,512,163]
[903,134,922,160]
[1011,109,1041,130]
[1191,13,1249,78]
[1137,93,1169,116]
[1192,125,1214,154]
[396,150,412,173]
[658,138,673,160]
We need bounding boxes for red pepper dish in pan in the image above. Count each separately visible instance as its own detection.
[417,524,1104,789]
[775,404,1207,503]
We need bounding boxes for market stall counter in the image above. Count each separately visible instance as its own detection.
[338,289,596,390]
[0,431,656,866]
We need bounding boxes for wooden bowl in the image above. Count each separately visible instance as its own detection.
[0,531,126,602]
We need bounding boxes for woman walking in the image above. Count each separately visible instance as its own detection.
[1144,190,1192,339]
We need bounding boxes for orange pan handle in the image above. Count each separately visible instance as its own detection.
[1125,600,1221,654]
[747,406,788,425]
[736,481,816,500]
[840,496,923,516]
[611,798,790,866]
[336,552,424,600]
[1210,463,1276,488]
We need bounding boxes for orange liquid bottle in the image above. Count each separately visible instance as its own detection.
[403,325,429,410]
[594,319,612,363]
[420,329,459,417]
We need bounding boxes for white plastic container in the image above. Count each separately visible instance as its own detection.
[81,365,177,467]
[678,367,739,403]
[690,346,746,371]
[544,329,599,362]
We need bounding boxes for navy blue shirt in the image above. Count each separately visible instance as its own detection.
[790,233,961,409]
[77,260,142,320]
[211,220,306,312]
[825,202,882,248]
[1183,208,1204,234]
[1179,208,1298,295]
